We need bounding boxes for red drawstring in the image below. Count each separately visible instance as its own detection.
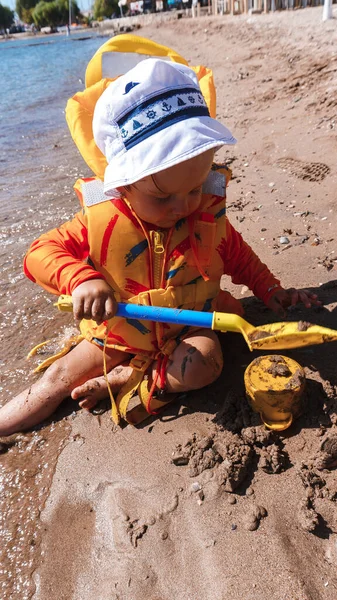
[187,216,210,282]
[159,354,168,389]
[146,354,169,415]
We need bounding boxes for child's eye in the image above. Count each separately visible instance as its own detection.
[155,187,202,203]
[156,195,171,203]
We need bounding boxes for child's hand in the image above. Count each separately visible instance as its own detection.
[72,280,117,325]
[268,287,321,317]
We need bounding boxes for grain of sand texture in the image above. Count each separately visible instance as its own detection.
[1,6,337,600]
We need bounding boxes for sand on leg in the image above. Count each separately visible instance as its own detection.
[71,360,133,410]
[70,329,223,420]
[0,340,128,436]
[165,329,223,393]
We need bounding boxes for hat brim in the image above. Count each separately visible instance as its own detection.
[103,116,236,197]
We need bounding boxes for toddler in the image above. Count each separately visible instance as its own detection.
[0,58,319,435]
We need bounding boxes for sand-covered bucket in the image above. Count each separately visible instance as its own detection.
[244,355,306,431]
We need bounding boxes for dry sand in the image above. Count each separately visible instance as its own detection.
[1,6,337,600]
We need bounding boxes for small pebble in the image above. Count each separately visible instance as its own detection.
[279,236,290,244]
[246,488,255,496]
[121,513,130,522]
[231,523,237,531]
[257,505,267,518]
[228,495,237,505]
[172,455,189,466]
[161,531,168,540]
[191,482,201,492]
[246,518,259,531]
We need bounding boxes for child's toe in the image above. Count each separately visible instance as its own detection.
[71,385,85,400]
[71,379,101,400]
[79,396,99,410]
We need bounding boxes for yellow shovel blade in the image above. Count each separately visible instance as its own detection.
[212,313,337,351]
[247,322,337,351]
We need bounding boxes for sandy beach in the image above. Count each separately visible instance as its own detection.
[1,6,337,599]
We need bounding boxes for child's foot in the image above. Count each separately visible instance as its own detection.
[71,363,132,410]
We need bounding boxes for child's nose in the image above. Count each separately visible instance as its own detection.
[174,195,190,217]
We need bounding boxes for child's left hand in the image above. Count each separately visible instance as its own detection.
[268,287,322,317]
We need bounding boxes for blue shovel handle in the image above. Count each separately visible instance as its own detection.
[55,295,214,328]
[116,303,214,329]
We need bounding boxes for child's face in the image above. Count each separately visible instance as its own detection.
[121,149,214,229]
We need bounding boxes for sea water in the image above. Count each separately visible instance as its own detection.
[0,31,110,600]
[0,33,108,215]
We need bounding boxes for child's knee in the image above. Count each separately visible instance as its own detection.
[171,334,223,391]
[187,348,223,389]
[41,358,71,390]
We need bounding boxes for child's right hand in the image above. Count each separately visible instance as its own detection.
[72,280,117,325]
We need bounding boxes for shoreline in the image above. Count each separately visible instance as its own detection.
[2,4,335,44]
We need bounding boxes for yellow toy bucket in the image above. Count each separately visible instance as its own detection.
[244,355,306,431]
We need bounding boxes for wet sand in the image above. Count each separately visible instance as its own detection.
[1,7,337,600]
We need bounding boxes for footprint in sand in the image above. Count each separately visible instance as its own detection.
[276,157,330,182]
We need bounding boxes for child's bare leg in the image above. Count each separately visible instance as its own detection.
[0,340,128,436]
[72,329,223,408]
[71,361,132,410]
[165,329,223,393]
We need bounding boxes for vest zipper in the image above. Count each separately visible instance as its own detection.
[151,230,165,289]
[151,229,165,346]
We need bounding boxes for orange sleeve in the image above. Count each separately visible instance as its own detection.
[220,219,282,305]
[23,211,105,296]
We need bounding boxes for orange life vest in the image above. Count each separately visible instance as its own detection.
[75,167,231,360]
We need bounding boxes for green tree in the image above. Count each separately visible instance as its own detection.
[16,0,37,21]
[57,0,80,23]
[33,0,59,27]
[32,0,80,28]
[0,3,14,30]
[93,0,118,20]
[21,7,35,23]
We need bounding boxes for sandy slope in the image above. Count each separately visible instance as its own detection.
[1,7,337,600]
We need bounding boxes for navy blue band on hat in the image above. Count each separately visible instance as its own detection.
[117,86,210,150]
[124,106,210,151]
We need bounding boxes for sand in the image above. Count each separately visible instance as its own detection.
[1,6,337,600]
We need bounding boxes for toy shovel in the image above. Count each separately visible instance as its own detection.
[56,295,337,352]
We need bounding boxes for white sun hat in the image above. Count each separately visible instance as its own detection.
[93,58,236,197]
